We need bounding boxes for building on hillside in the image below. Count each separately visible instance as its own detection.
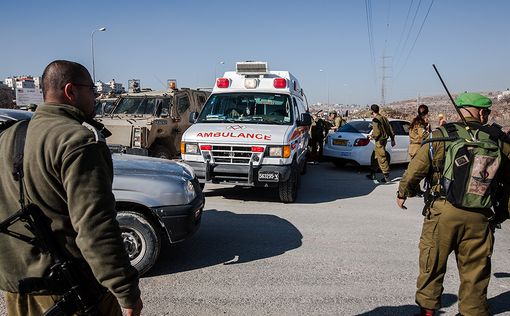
[4,76,42,89]
[95,79,125,96]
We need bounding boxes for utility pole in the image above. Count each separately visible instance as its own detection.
[380,55,392,106]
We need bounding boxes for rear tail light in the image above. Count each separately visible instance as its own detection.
[354,138,370,146]
[216,78,230,88]
[273,78,287,89]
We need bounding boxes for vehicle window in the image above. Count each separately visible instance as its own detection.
[177,95,190,114]
[401,122,410,135]
[113,97,157,115]
[390,121,406,136]
[158,98,171,116]
[338,121,371,133]
[197,93,293,125]
[293,97,301,120]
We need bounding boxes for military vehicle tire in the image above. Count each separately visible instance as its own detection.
[279,164,299,203]
[150,145,173,160]
[117,211,161,276]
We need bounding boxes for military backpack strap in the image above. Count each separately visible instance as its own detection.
[12,120,29,182]
[11,120,29,208]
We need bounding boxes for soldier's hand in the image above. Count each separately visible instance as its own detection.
[123,297,143,316]
[396,197,407,210]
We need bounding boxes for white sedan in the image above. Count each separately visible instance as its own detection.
[323,118,411,167]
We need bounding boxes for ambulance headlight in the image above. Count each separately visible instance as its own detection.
[244,78,259,89]
[183,142,199,154]
[268,145,291,158]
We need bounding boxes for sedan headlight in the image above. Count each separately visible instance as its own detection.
[183,180,197,204]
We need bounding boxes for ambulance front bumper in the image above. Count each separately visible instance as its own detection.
[184,161,292,186]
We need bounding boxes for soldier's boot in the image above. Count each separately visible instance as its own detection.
[414,307,436,316]
[379,173,390,183]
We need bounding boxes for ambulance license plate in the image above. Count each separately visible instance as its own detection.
[258,171,279,182]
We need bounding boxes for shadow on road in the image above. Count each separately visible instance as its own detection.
[203,162,408,204]
[489,290,510,315]
[356,293,457,316]
[145,209,302,277]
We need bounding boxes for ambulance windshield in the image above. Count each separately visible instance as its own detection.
[197,93,293,125]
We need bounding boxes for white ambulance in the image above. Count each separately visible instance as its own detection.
[181,61,311,203]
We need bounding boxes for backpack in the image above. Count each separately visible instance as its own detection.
[433,123,502,209]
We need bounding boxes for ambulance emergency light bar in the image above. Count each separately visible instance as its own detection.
[216,77,287,89]
[236,61,268,75]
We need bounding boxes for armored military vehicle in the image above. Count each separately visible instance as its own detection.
[98,84,210,159]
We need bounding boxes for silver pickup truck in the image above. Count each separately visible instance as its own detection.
[0,109,204,275]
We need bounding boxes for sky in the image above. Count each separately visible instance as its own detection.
[1,0,509,105]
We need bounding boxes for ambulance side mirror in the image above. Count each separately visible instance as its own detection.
[189,111,199,124]
[298,113,312,126]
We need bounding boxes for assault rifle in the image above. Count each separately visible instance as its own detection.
[0,203,103,316]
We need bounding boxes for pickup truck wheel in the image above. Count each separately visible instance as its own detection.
[150,145,172,160]
[117,212,161,276]
[279,166,299,203]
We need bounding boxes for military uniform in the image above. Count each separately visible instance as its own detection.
[310,116,325,161]
[371,113,394,176]
[0,104,140,315]
[398,94,510,316]
[332,116,344,130]
[408,123,429,159]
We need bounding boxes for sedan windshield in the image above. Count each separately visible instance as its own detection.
[197,93,293,125]
[338,121,372,134]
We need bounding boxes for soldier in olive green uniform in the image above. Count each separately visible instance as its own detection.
[367,104,395,182]
[408,104,431,159]
[0,61,142,316]
[328,110,345,132]
[397,93,510,316]
[310,112,326,162]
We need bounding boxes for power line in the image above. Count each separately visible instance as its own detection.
[395,0,422,69]
[364,0,377,87]
[396,0,435,78]
[393,0,414,59]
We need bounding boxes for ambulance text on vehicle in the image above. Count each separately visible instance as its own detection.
[181,62,311,203]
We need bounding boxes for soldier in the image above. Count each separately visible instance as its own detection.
[0,60,143,315]
[310,111,326,162]
[437,113,447,127]
[328,110,345,132]
[409,104,431,159]
[367,104,395,182]
[396,93,510,316]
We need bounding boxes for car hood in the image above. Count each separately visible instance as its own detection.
[182,123,292,144]
[112,153,196,206]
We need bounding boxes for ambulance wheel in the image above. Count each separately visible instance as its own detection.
[150,145,172,160]
[279,166,299,203]
[117,211,161,276]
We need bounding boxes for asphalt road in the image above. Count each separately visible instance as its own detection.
[2,162,510,315]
